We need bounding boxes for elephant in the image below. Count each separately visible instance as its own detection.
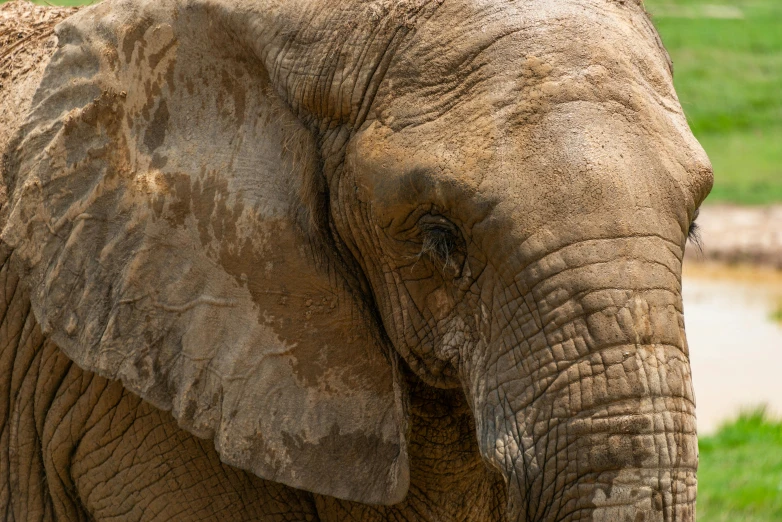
[0,0,713,520]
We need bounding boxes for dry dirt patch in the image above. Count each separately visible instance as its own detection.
[686,204,782,269]
[0,1,75,90]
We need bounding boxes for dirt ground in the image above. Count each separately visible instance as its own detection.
[0,1,75,94]
[0,1,75,157]
[686,204,782,268]
[1,0,75,218]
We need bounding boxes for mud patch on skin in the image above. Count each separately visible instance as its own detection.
[60,89,127,169]
[219,69,247,126]
[210,209,380,394]
[121,18,155,65]
[162,171,191,227]
[589,470,669,521]
[149,152,168,169]
[143,99,169,152]
[122,21,179,127]
[279,423,405,494]
[147,25,177,71]
[190,171,228,248]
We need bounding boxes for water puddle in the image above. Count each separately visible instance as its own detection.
[682,264,782,434]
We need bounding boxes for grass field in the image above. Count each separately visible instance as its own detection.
[698,409,782,522]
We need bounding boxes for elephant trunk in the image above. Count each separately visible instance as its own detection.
[465,243,698,521]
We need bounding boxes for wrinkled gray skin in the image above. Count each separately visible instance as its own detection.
[0,0,712,520]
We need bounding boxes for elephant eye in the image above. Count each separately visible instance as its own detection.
[687,207,702,248]
[418,215,464,276]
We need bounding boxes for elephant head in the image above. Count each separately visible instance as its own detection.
[2,0,712,519]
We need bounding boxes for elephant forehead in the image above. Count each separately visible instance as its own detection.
[373,0,673,130]
[351,0,711,234]
[350,101,696,246]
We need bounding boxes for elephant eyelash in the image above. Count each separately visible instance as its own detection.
[417,217,463,275]
[420,228,457,267]
[687,208,703,250]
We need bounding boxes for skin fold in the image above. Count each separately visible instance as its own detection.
[0,0,712,521]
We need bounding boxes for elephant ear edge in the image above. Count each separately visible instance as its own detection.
[1,0,409,505]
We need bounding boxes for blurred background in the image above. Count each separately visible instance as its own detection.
[2,0,781,519]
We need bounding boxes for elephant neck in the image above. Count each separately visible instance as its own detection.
[403,370,506,512]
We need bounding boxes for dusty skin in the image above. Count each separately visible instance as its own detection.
[0,0,712,521]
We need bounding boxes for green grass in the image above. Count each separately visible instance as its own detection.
[645,0,782,205]
[698,129,782,204]
[697,408,782,521]
[771,303,782,324]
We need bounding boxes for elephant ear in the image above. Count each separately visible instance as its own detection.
[2,0,409,505]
